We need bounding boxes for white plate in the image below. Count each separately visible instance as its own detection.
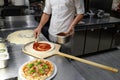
[46,62,57,80]
[18,59,57,80]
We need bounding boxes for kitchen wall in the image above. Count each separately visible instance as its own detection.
[89,0,113,13]
[84,0,120,18]
[84,0,113,18]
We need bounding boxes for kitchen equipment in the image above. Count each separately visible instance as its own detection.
[34,34,39,43]
[0,51,9,68]
[0,37,5,42]
[57,32,72,44]
[3,0,8,6]
[18,59,57,80]
[0,0,4,6]
[94,9,104,18]
[0,19,4,27]
[22,41,119,73]
[0,43,9,68]
[12,0,25,6]
[103,13,110,18]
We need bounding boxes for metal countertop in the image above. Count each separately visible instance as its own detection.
[0,17,85,80]
[0,15,38,31]
[77,16,120,27]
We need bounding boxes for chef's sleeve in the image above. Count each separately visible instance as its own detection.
[43,0,52,14]
[74,0,85,14]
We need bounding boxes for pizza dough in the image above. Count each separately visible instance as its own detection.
[7,30,35,44]
[19,59,55,80]
[33,42,51,51]
[24,41,55,58]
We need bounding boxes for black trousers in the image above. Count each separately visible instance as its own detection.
[41,26,49,40]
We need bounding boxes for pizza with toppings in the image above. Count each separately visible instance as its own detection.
[33,42,51,51]
[21,59,54,80]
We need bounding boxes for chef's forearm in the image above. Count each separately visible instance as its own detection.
[37,13,50,29]
[70,14,84,28]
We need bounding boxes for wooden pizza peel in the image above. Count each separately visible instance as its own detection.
[22,41,119,73]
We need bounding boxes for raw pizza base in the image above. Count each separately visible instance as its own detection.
[24,41,55,58]
[7,30,35,44]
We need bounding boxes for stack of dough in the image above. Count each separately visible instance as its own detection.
[7,30,35,44]
[0,43,6,49]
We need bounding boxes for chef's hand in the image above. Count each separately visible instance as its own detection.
[66,27,74,36]
[34,27,41,39]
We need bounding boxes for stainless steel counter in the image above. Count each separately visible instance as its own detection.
[0,15,85,80]
[1,15,38,31]
[0,34,85,80]
[77,17,120,27]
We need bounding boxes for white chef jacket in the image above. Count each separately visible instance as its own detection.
[43,0,84,37]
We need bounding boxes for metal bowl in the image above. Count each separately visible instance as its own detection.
[0,37,5,42]
[0,50,9,68]
[0,42,9,68]
[56,32,72,44]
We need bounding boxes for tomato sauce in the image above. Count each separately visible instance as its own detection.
[33,42,51,51]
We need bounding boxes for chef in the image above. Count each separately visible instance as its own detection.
[34,0,85,42]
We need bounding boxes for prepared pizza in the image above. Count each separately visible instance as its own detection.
[21,59,54,80]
